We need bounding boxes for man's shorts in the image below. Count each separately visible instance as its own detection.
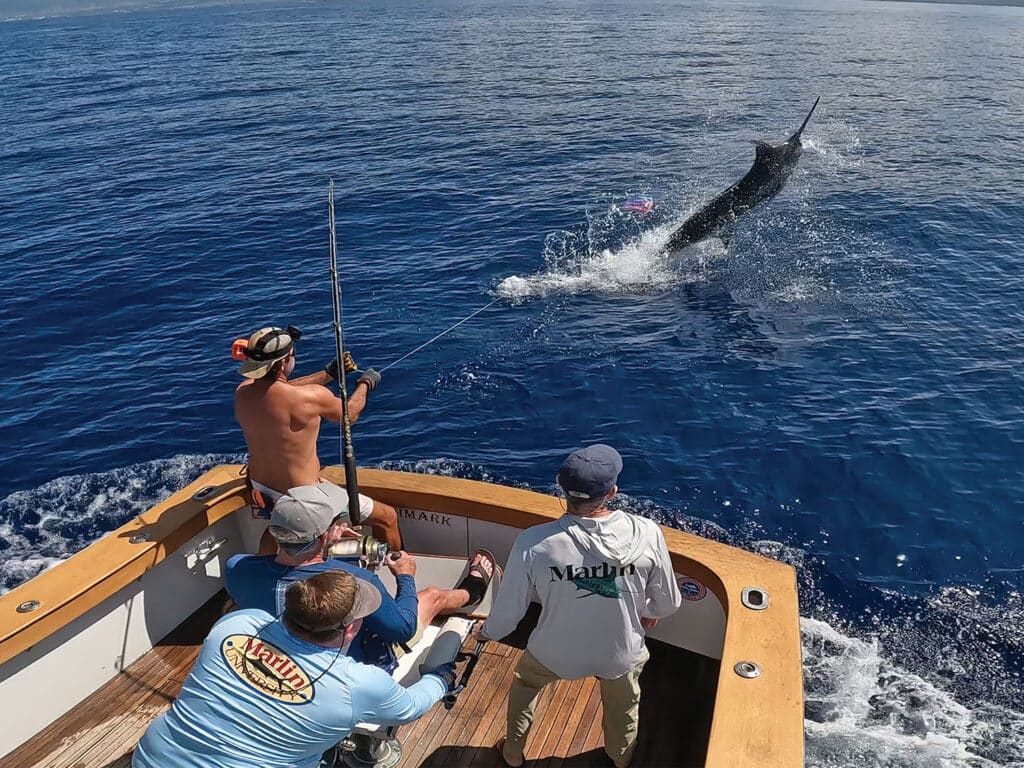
[250,479,377,522]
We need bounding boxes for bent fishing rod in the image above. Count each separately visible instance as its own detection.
[328,180,363,526]
[327,181,504,524]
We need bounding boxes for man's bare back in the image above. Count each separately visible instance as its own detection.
[231,325,399,547]
[235,358,372,485]
[235,377,342,492]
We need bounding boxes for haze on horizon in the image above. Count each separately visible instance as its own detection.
[2,0,280,21]
[6,0,1024,21]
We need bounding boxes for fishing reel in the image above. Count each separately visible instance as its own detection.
[329,531,390,571]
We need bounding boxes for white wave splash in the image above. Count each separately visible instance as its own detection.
[802,617,1024,768]
[0,453,241,594]
[495,223,708,300]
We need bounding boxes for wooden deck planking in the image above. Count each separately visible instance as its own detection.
[2,593,717,768]
[0,592,228,768]
[401,637,716,768]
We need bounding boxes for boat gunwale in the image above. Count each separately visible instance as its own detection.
[0,464,803,766]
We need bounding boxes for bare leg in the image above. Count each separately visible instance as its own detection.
[416,587,467,628]
[416,552,495,626]
[367,500,402,551]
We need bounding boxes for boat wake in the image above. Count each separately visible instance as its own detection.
[0,453,240,593]
[802,617,1024,768]
[3,456,1022,766]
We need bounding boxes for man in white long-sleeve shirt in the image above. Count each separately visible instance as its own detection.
[478,444,682,768]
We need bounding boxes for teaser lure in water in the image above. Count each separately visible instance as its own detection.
[621,196,656,217]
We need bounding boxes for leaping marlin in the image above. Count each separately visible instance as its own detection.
[665,98,820,253]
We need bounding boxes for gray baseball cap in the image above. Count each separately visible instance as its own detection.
[269,483,350,545]
[339,573,383,625]
[557,444,623,500]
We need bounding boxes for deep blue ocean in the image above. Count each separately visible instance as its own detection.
[2,0,1023,763]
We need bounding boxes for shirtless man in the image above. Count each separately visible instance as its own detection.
[234,325,401,550]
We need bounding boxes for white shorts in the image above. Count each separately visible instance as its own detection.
[252,480,377,522]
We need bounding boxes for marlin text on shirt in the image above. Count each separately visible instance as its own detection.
[549,562,636,582]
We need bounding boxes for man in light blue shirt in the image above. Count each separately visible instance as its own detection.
[133,570,454,768]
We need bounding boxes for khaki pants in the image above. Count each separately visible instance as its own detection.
[505,646,649,768]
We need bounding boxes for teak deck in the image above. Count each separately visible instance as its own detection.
[1,593,718,768]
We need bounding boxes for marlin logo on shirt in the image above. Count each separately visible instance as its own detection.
[221,635,314,704]
[549,562,636,599]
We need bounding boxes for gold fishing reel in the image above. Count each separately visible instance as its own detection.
[328,531,390,570]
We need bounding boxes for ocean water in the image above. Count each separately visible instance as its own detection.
[2,0,1023,763]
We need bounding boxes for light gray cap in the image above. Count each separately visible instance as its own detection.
[269,483,350,545]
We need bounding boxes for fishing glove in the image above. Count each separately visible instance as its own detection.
[421,660,457,692]
[357,368,381,392]
[324,351,359,380]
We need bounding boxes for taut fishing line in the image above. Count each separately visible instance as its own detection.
[379,297,503,373]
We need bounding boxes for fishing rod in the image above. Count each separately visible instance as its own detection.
[328,180,363,526]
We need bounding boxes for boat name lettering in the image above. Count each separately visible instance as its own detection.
[398,509,453,527]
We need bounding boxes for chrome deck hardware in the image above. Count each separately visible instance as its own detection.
[191,485,219,502]
[338,733,402,768]
[741,587,769,611]
[734,660,761,679]
[186,537,229,572]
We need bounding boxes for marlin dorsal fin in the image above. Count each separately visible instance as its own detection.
[754,141,774,160]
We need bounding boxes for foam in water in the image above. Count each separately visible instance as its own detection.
[802,617,1024,768]
[0,453,240,593]
[496,223,684,300]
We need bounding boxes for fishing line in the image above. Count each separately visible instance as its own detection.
[379,297,503,373]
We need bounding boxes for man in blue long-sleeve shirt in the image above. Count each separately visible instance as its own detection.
[133,570,454,768]
[227,483,494,669]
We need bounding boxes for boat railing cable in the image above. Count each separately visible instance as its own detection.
[379,297,502,373]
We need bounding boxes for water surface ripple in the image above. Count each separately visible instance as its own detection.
[2,0,1023,764]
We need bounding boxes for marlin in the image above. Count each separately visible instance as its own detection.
[666,98,820,253]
